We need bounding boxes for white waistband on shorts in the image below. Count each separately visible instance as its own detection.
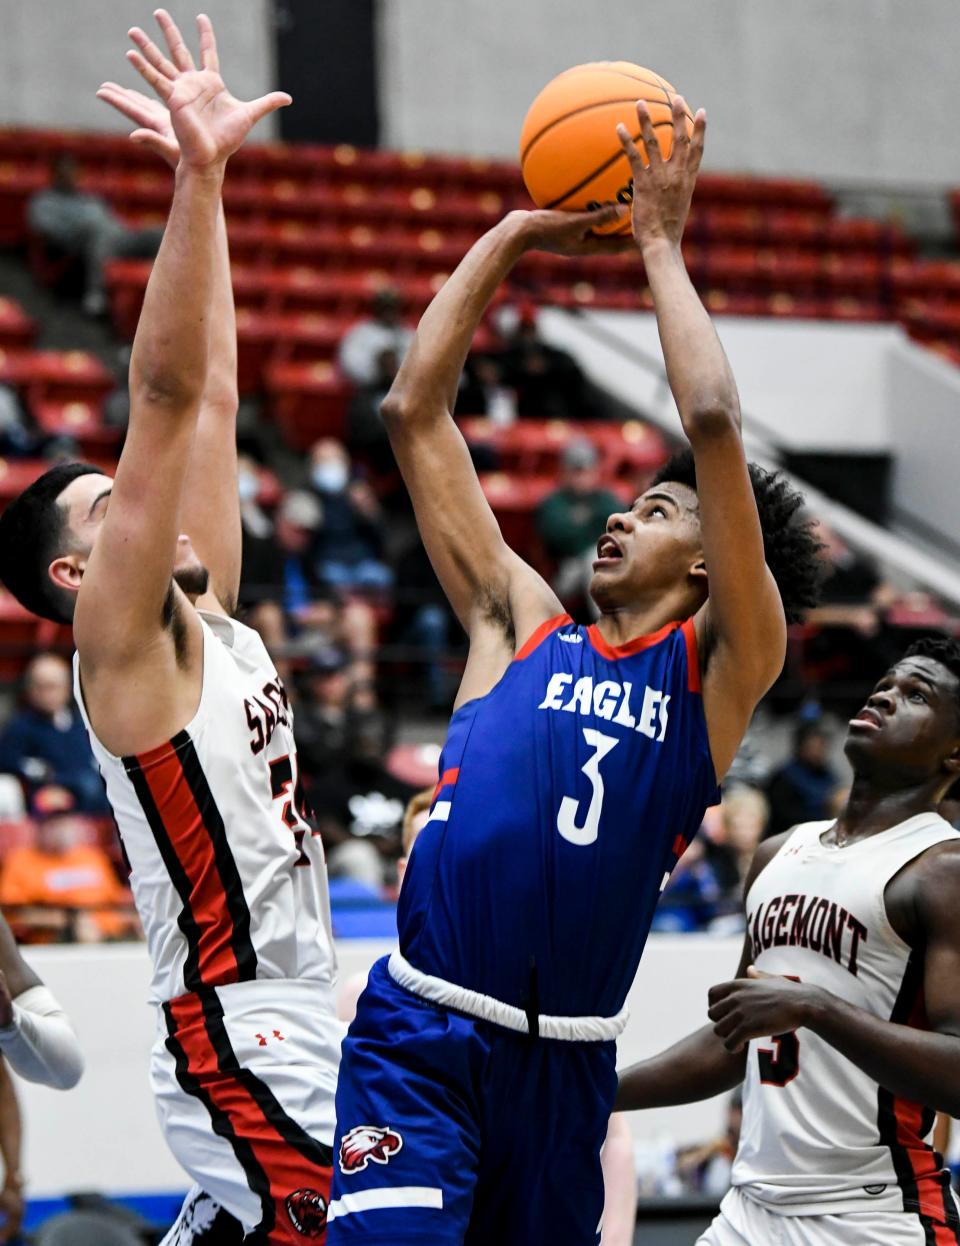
[387,951,628,1042]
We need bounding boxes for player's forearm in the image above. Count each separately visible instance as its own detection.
[179,201,242,609]
[640,238,741,440]
[384,212,530,423]
[199,202,239,415]
[129,162,225,411]
[615,1024,745,1111]
[808,992,960,1117]
[0,1063,21,1193]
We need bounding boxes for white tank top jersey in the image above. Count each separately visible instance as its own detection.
[74,611,337,1007]
[732,813,960,1219]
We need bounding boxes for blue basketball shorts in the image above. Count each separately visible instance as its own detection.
[326,957,618,1246]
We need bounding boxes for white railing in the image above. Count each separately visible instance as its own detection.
[540,308,960,610]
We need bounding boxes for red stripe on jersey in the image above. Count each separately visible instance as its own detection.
[168,994,331,1243]
[586,619,680,661]
[138,746,241,988]
[931,1217,960,1245]
[892,1095,944,1222]
[515,614,573,661]
[896,983,952,1225]
[431,767,460,805]
[881,962,956,1228]
[681,617,702,693]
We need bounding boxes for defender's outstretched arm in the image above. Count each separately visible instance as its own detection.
[0,913,83,1091]
[75,14,288,668]
[381,206,624,641]
[618,100,786,779]
[99,13,242,615]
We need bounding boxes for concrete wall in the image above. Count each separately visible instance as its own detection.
[887,339,960,558]
[539,309,899,452]
[17,937,737,1197]
[0,0,278,138]
[378,0,960,187]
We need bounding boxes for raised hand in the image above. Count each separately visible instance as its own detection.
[99,9,290,169]
[514,204,633,256]
[96,80,179,169]
[616,95,707,251]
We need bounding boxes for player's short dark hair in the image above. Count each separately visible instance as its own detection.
[902,636,960,726]
[651,449,824,624]
[0,462,103,623]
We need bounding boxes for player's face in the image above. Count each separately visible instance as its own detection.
[54,473,209,599]
[589,482,704,611]
[844,657,960,786]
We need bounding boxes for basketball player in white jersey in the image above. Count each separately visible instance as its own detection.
[0,14,341,1244]
[618,636,960,1246]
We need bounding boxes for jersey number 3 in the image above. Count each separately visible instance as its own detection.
[757,976,801,1087]
[557,729,619,846]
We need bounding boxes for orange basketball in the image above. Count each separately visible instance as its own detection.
[519,62,694,235]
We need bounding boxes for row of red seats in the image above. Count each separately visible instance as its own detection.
[1,166,886,262]
[0,298,36,351]
[0,127,833,205]
[459,417,669,481]
[220,221,909,295]
[0,346,120,453]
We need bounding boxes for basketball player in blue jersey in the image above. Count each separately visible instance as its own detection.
[325,99,822,1245]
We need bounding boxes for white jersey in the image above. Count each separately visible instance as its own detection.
[75,611,337,1006]
[733,814,959,1220]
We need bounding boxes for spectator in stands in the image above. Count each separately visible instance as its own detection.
[496,304,603,420]
[0,788,136,944]
[345,346,400,474]
[0,386,39,459]
[307,439,392,593]
[676,1092,743,1198]
[27,155,162,316]
[294,648,361,779]
[391,537,454,710]
[804,520,897,682]
[397,788,433,887]
[651,836,724,932]
[300,694,411,890]
[536,439,623,607]
[0,653,109,814]
[716,786,771,904]
[337,287,414,387]
[269,488,325,617]
[764,721,840,838]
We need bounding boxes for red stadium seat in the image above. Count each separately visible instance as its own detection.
[235,309,344,395]
[0,820,37,856]
[264,360,353,449]
[0,298,36,351]
[480,471,634,554]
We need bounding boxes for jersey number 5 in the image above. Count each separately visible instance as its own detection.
[557,729,619,846]
[269,754,310,866]
[757,976,801,1087]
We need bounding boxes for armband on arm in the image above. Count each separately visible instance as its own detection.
[0,987,84,1090]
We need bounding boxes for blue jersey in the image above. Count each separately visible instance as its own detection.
[397,613,719,1018]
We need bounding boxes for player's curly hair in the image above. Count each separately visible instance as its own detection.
[652,448,825,624]
[903,636,960,723]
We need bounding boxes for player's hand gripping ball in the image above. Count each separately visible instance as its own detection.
[520,61,694,235]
